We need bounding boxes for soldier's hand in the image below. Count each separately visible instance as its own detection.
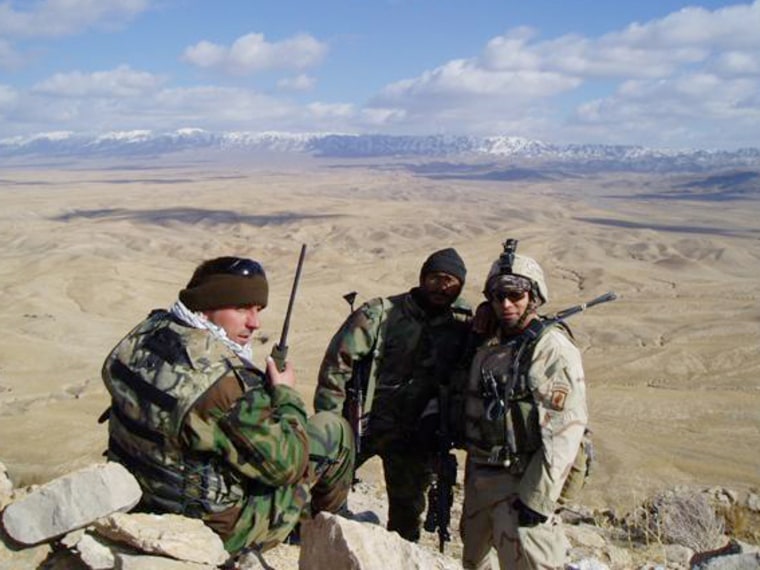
[266,356,296,389]
[513,498,548,527]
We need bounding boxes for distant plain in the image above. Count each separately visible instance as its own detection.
[1,154,758,513]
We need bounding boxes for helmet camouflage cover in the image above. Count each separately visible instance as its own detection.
[484,253,549,305]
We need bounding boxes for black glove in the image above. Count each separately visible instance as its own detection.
[513,498,548,527]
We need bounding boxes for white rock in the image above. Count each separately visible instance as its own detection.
[94,512,228,567]
[77,532,119,570]
[1,462,142,545]
[0,462,12,500]
[299,511,461,570]
[695,553,760,570]
[567,557,610,570]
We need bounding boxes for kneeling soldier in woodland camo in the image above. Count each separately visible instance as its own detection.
[101,256,354,555]
[456,240,589,570]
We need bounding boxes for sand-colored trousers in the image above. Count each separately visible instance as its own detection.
[460,461,569,570]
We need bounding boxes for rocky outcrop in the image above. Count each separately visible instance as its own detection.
[2,462,141,545]
[93,512,228,566]
[1,459,759,569]
[299,512,460,570]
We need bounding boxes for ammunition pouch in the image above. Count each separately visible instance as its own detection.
[468,445,535,476]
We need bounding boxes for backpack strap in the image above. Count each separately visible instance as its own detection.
[360,297,389,415]
[513,317,574,393]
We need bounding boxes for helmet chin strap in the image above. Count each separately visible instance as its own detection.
[517,301,537,330]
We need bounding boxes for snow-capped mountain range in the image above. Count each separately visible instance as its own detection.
[2,129,759,172]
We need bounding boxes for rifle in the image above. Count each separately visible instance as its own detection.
[341,291,367,466]
[423,290,619,551]
[551,291,618,322]
[485,291,619,420]
[270,244,307,372]
[423,372,457,553]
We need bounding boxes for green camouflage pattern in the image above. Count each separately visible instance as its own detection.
[315,290,471,440]
[314,289,471,540]
[102,310,352,553]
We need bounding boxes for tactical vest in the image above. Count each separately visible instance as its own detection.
[355,293,471,439]
[101,310,266,517]
[463,318,571,473]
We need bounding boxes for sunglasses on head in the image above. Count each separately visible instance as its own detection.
[220,258,266,278]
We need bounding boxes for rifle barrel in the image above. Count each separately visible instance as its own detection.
[555,291,617,321]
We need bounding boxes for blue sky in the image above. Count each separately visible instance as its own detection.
[1,0,759,150]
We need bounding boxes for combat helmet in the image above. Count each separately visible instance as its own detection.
[484,239,549,305]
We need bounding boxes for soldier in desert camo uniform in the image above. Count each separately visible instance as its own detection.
[457,241,588,569]
[101,256,354,555]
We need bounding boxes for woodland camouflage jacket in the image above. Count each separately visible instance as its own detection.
[314,289,471,448]
[102,310,310,553]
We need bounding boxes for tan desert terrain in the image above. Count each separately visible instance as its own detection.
[0,156,758,516]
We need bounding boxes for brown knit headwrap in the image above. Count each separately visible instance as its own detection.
[179,257,269,311]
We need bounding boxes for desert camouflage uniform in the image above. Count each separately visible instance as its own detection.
[314,289,471,541]
[459,320,587,569]
[102,310,353,554]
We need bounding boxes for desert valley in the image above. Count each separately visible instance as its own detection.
[1,153,758,517]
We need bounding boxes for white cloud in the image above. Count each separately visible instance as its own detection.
[711,50,760,75]
[182,32,328,75]
[181,40,226,68]
[2,1,759,149]
[306,102,354,119]
[0,38,25,69]
[0,0,151,38]
[381,58,578,100]
[0,84,18,108]
[363,1,760,147]
[32,65,164,97]
[277,74,316,91]
[150,86,297,123]
[361,107,407,126]
[571,70,760,148]
[613,2,760,48]
[3,81,312,134]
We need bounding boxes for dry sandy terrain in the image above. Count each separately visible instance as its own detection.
[1,155,758,516]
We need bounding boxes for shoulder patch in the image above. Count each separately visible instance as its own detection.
[549,386,569,411]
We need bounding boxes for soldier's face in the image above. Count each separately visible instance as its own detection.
[421,271,462,307]
[489,289,530,330]
[204,304,263,346]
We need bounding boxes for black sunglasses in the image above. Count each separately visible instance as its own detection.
[220,258,266,278]
[491,289,527,303]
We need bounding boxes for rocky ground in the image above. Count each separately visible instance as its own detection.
[2,460,759,569]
